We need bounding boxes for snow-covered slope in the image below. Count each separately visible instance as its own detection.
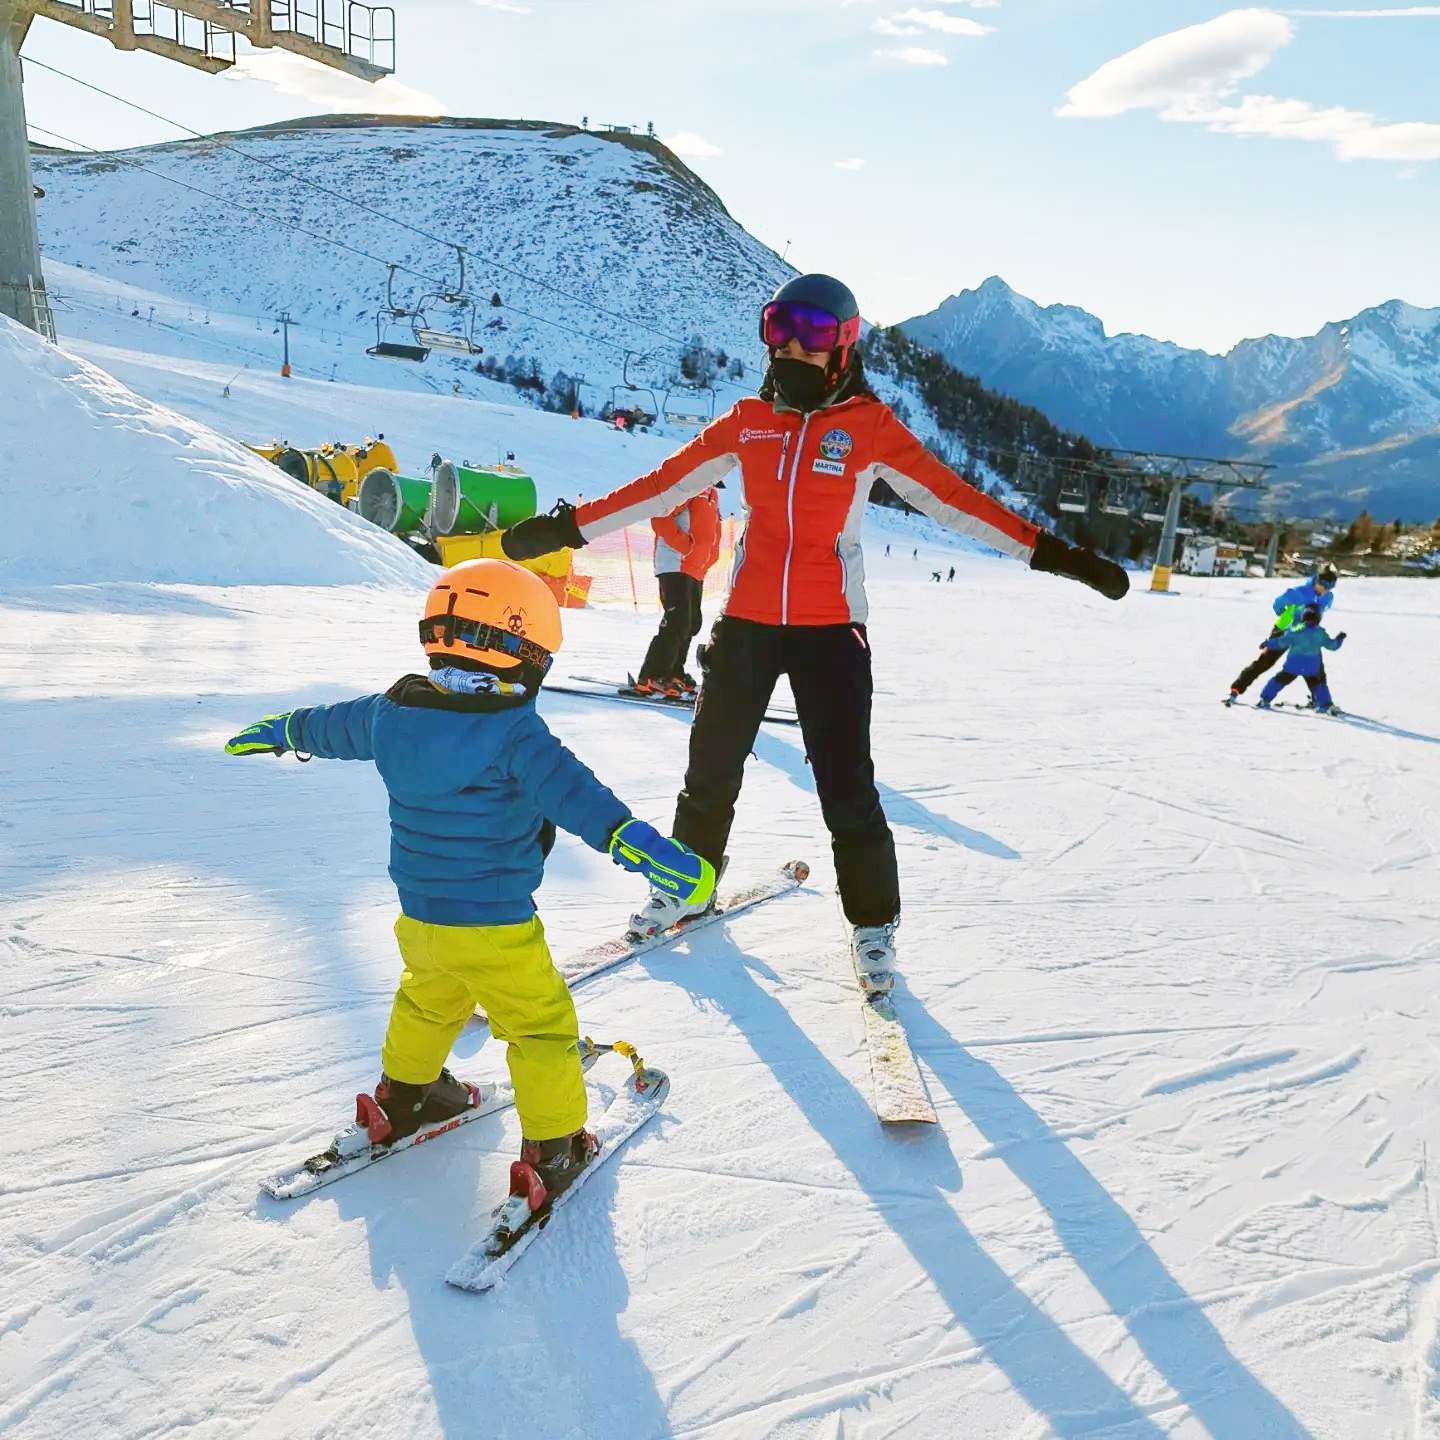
[31,118,791,411]
[3,313,1440,1438]
[900,277,1440,520]
[0,314,430,586]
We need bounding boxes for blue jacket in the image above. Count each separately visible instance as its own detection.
[288,686,630,926]
[1271,624,1344,677]
[1272,579,1334,631]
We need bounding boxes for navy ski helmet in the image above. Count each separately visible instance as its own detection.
[760,274,862,366]
[1302,604,1321,626]
[1317,564,1337,587]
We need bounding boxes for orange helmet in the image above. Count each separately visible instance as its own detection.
[419,559,562,678]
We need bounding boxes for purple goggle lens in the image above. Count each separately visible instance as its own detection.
[761,301,843,354]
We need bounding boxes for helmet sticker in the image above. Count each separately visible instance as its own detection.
[819,429,853,462]
[504,607,527,634]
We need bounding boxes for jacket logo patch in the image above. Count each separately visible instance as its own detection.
[740,427,786,444]
[812,458,846,476]
[819,428,853,461]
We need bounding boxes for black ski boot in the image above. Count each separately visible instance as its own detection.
[359,1068,478,1145]
[509,1128,600,1211]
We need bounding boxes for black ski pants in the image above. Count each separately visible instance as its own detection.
[1230,629,1285,694]
[639,572,703,682]
[674,616,899,927]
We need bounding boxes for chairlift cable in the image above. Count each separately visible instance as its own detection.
[24,58,694,349]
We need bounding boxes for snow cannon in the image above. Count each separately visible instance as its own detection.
[430,460,537,536]
[358,468,433,537]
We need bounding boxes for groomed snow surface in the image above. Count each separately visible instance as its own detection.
[3,317,1440,1439]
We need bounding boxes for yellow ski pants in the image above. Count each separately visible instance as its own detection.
[383,913,587,1141]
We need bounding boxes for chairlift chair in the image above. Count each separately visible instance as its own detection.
[1056,477,1089,514]
[1102,478,1133,516]
[413,248,484,356]
[367,309,429,363]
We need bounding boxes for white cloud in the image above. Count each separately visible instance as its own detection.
[662,131,723,158]
[470,0,532,11]
[891,8,994,35]
[833,157,866,170]
[1059,8,1293,118]
[1060,9,1440,164]
[847,0,997,6]
[874,17,922,35]
[230,51,443,115]
[873,45,949,64]
[1185,94,1440,160]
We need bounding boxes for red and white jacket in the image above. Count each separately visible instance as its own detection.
[577,395,1040,626]
[651,486,721,581]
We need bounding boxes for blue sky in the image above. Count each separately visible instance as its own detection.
[19,1,1440,353]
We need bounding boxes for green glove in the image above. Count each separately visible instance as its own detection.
[225,713,295,756]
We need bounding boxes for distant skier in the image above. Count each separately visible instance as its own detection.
[634,485,721,698]
[947,567,956,582]
[1227,565,1337,701]
[1243,604,1347,713]
[223,561,712,1212]
[500,273,1126,994]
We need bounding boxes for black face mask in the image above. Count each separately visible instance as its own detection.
[770,357,832,413]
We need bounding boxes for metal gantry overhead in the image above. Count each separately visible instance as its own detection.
[1103,449,1274,592]
[0,0,397,335]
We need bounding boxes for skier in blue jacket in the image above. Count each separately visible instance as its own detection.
[1227,564,1337,702]
[224,560,713,1209]
[1244,605,1347,713]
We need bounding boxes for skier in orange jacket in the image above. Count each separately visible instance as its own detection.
[635,486,722,698]
[502,274,1126,993]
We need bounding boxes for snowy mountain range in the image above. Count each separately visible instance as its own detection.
[899,277,1440,522]
[30,117,793,418]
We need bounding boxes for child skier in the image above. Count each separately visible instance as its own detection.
[1227,564,1337,702]
[224,559,713,1206]
[1250,605,1347,713]
[499,273,1127,994]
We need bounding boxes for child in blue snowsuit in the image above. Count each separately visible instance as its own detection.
[223,559,713,1208]
[1254,606,1347,713]
[1228,565,1337,700]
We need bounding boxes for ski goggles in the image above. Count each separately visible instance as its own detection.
[418,615,554,673]
[760,301,860,355]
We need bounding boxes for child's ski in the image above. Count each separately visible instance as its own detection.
[446,1063,670,1294]
[260,1084,513,1200]
[260,1044,611,1200]
[472,861,811,1022]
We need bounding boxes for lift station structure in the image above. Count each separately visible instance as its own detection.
[0,0,396,334]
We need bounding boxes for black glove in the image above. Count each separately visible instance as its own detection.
[500,500,585,561]
[1335,631,1347,644]
[1029,530,1129,601]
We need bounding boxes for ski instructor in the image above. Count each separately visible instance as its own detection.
[501,274,1128,990]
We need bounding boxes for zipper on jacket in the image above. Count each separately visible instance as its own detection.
[780,416,810,625]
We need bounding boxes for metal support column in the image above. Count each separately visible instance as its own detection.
[0,2,49,335]
[1264,525,1280,578]
[1149,478,1184,593]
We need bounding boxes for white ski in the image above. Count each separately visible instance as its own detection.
[445,1066,670,1294]
[472,861,810,1023]
[861,990,936,1125]
[842,913,936,1125]
[260,1083,513,1200]
[261,1044,611,1200]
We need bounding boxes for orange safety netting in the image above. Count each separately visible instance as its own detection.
[568,518,738,610]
